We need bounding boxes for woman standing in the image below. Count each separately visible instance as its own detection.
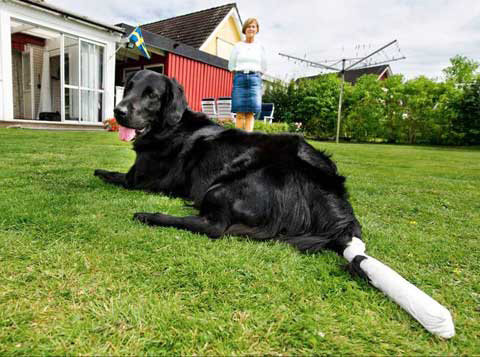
[228,18,267,132]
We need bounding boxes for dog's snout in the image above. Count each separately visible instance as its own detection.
[114,106,128,121]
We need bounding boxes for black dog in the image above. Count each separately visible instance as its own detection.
[94,70,361,257]
[94,70,455,338]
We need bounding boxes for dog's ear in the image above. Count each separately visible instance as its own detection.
[162,77,188,126]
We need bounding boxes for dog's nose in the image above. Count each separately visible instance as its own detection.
[114,106,128,121]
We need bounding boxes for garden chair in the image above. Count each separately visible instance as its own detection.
[258,103,275,123]
[216,97,236,124]
[201,98,217,119]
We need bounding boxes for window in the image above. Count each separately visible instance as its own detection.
[63,35,105,122]
[144,64,164,75]
[123,67,141,84]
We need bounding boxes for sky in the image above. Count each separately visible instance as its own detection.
[47,0,480,81]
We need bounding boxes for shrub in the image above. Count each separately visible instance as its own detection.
[214,119,293,134]
[253,121,291,134]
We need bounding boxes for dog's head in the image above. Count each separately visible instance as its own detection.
[114,70,188,139]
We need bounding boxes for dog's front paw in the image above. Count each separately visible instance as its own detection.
[133,212,151,224]
[94,169,106,177]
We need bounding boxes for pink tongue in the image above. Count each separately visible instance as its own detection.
[118,125,136,141]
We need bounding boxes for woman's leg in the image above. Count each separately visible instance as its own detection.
[245,112,255,132]
[236,112,246,129]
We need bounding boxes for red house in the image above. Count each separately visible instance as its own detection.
[115,4,243,111]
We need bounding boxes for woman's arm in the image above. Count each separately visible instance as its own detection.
[228,45,238,72]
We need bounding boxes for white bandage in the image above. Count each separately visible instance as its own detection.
[343,237,455,339]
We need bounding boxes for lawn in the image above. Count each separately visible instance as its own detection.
[0,128,479,355]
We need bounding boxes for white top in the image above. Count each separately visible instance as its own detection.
[228,41,267,74]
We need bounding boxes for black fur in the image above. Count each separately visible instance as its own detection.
[344,255,370,281]
[95,70,362,256]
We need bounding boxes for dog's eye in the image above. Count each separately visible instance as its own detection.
[143,87,157,99]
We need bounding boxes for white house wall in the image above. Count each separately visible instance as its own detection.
[0,11,13,120]
[0,1,121,121]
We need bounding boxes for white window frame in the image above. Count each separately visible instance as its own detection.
[62,34,106,122]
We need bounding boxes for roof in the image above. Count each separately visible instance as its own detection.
[298,64,392,85]
[15,0,124,34]
[343,64,392,84]
[141,3,238,49]
[120,24,229,70]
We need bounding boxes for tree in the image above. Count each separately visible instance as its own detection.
[296,74,341,139]
[443,55,479,85]
[402,76,442,144]
[263,80,294,123]
[452,77,480,144]
[344,74,386,141]
[381,75,407,143]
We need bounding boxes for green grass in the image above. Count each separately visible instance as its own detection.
[0,128,479,355]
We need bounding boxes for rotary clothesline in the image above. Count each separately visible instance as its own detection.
[279,39,406,143]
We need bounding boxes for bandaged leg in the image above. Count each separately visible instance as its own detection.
[343,237,455,338]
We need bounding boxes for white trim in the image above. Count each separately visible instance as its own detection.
[0,10,14,120]
[9,0,123,34]
[60,32,65,121]
[29,44,34,119]
[2,118,103,126]
[199,7,243,52]
[65,85,105,93]
[377,65,392,80]
[77,36,81,121]
[6,1,122,43]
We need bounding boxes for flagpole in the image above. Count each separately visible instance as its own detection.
[108,26,150,63]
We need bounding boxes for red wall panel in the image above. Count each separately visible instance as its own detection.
[166,53,233,112]
[11,33,46,52]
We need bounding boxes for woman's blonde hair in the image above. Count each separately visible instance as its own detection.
[242,18,259,34]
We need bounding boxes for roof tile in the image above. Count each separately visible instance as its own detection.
[141,3,237,48]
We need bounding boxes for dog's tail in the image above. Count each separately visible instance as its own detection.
[343,237,455,339]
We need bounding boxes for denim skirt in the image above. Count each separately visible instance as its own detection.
[231,72,262,113]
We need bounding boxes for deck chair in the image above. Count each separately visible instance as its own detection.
[258,103,275,123]
[216,97,236,124]
[201,98,217,119]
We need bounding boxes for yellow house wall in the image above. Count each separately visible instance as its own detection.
[203,16,241,59]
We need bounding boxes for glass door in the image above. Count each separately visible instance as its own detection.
[63,35,79,121]
[62,35,104,122]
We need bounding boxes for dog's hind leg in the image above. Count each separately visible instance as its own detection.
[133,213,227,238]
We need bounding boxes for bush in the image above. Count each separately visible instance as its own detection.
[264,75,341,139]
[214,119,293,134]
[259,55,480,145]
[253,121,291,134]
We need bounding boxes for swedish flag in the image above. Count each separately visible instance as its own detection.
[128,26,151,59]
